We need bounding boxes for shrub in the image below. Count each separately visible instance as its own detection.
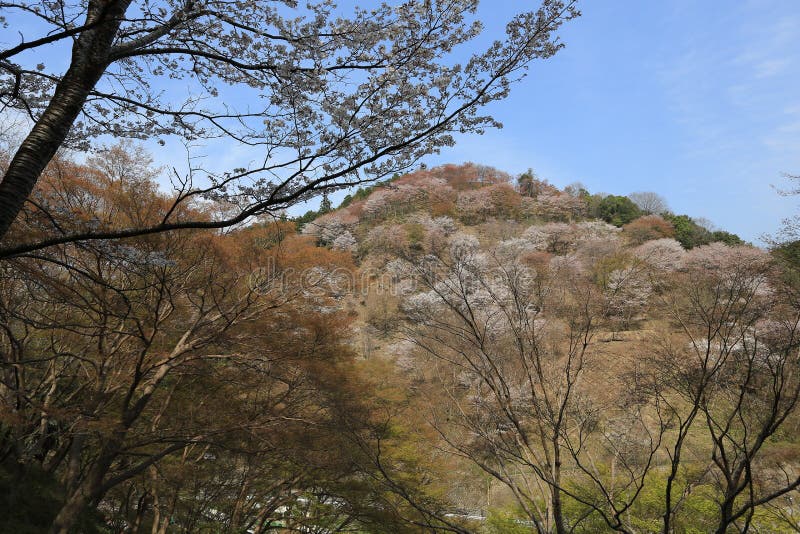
[623,215,675,245]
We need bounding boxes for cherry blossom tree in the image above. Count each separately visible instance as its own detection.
[411,213,457,236]
[351,204,800,531]
[302,211,358,246]
[456,183,521,224]
[522,222,575,253]
[0,0,579,256]
[395,232,667,533]
[632,237,685,271]
[361,183,427,220]
[332,230,357,252]
[647,243,800,533]
[532,191,588,221]
[513,221,620,256]
[604,265,652,329]
[364,223,410,256]
[575,220,622,241]
[455,187,494,223]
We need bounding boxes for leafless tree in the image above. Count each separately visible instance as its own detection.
[651,244,800,533]
[399,236,664,533]
[629,191,669,215]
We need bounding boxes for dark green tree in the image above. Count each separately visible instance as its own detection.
[663,214,708,248]
[295,209,320,231]
[339,194,354,209]
[710,230,743,246]
[517,169,537,197]
[320,193,333,214]
[597,195,641,226]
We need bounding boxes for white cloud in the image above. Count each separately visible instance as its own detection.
[753,57,790,78]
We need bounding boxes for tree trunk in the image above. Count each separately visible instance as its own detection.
[49,427,126,534]
[49,473,101,534]
[230,473,250,531]
[0,0,130,239]
[130,491,151,534]
[551,439,566,534]
[714,486,740,534]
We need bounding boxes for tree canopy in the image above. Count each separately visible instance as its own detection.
[597,194,641,226]
[0,0,578,257]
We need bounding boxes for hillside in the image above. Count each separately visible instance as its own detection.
[2,157,797,533]
[294,163,800,532]
[3,0,797,529]
[300,163,741,254]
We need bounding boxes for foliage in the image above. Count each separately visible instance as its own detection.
[339,185,380,210]
[0,146,459,533]
[0,462,105,533]
[664,214,711,248]
[709,229,744,246]
[517,169,558,198]
[772,239,800,273]
[457,183,521,224]
[1,145,786,533]
[319,193,333,214]
[484,509,534,534]
[294,209,321,231]
[0,0,579,255]
[623,214,675,244]
[658,213,743,249]
[528,192,588,221]
[597,194,642,226]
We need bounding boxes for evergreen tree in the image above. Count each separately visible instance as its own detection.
[320,193,333,214]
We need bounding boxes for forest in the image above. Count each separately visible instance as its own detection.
[1,152,798,533]
[1,0,799,532]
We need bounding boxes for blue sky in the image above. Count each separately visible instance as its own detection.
[3,1,798,243]
[421,1,800,243]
